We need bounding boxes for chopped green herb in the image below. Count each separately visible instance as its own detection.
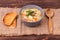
[26,10,34,16]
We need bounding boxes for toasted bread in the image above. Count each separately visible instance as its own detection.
[8,19,17,28]
[3,12,17,26]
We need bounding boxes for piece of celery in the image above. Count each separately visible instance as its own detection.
[26,10,34,16]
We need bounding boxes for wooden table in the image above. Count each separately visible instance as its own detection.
[0,0,60,36]
[0,0,60,8]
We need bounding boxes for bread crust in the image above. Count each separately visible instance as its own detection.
[8,19,17,28]
[3,12,17,26]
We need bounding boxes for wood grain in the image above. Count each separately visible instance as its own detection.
[48,18,53,34]
[0,0,60,8]
[0,34,60,40]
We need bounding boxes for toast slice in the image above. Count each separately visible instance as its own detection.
[8,19,17,28]
[3,12,17,26]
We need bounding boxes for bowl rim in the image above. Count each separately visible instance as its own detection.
[20,4,44,23]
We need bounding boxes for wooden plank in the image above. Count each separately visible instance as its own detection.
[0,0,17,4]
[0,0,60,8]
[0,34,60,40]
